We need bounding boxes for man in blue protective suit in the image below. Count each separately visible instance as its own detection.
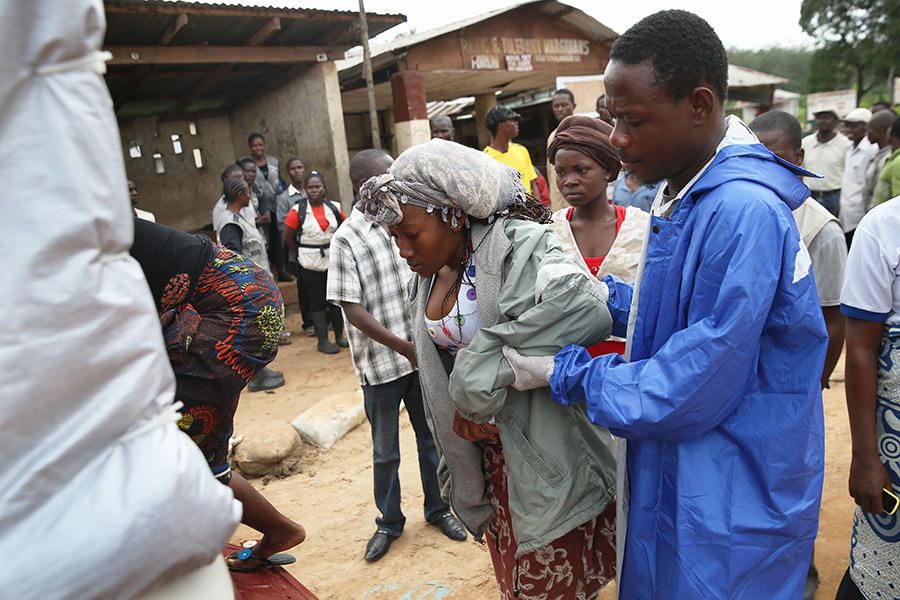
[503,10,828,599]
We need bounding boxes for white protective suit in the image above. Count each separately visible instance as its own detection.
[0,2,241,598]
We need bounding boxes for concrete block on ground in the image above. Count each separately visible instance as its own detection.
[233,420,303,477]
[292,389,365,450]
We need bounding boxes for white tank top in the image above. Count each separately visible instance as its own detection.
[424,259,481,355]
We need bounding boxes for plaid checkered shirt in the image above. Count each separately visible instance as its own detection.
[327,209,415,386]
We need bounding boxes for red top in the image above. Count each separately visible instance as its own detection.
[567,205,627,357]
[310,204,330,232]
[284,203,344,232]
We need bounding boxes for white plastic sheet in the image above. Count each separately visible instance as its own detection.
[0,2,241,598]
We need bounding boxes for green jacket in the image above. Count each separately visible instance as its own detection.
[411,217,616,556]
[875,147,900,206]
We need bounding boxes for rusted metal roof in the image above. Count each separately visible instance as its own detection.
[103,0,406,119]
[426,97,475,119]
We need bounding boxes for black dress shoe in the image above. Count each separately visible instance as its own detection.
[434,512,467,541]
[364,530,394,562]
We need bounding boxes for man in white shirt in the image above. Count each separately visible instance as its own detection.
[128,179,155,222]
[275,157,311,331]
[839,108,877,246]
[802,109,852,216]
[547,88,577,211]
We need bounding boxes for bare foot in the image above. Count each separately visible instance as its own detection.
[252,520,306,559]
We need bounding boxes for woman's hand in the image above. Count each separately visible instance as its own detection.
[849,452,893,514]
[452,411,499,441]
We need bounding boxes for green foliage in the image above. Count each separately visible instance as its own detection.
[727,47,813,93]
[799,0,899,101]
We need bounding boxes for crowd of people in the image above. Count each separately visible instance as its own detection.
[19,1,899,598]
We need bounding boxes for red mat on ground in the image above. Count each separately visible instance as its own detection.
[223,544,318,600]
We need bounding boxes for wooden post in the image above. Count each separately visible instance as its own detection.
[474,93,497,150]
[359,0,381,149]
[391,71,429,154]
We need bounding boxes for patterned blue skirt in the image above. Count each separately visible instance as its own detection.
[849,325,900,597]
[163,245,284,481]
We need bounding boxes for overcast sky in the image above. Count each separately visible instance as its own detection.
[193,0,816,50]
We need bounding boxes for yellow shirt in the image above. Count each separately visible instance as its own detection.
[484,143,538,191]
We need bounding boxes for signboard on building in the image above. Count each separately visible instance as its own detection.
[806,89,857,118]
[506,54,533,72]
[470,55,500,70]
[462,37,590,72]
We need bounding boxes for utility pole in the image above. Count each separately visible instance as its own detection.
[359,0,381,149]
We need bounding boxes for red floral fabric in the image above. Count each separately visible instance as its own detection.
[482,439,616,599]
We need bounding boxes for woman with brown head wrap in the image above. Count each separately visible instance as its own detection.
[548,115,649,356]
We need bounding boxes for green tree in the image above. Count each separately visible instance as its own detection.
[727,46,813,93]
[799,0,898,103]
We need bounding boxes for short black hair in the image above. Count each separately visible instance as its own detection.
[749,110,802,150]
[610,10,729,102]
[247,132,265,145]
[871,110,896,130]
[349,149,393,186]
[220,163,242,182]
[285,157,304,170]
[484,105,521,135]
[552,88,575,104]
[237,157,256,169]
[430,115,453,127]
[892,115,900,139]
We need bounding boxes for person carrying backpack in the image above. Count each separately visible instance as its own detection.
[283,170,346,354]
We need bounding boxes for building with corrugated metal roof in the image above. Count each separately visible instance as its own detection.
[102,0,404,230]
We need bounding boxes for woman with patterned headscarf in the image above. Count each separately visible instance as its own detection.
[548,115,649,357]
[130,214,306,573]
[359,139,618,598]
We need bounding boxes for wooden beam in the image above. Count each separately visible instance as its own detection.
[106,45,343,65]
[112,13,190,111]
[159,13,189,46]
[173,17,283,113]
[107,66,266,80]
[246,17,281,45]
[103,3,404,24]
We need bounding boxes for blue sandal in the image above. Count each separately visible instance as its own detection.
[226,548,296,572]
